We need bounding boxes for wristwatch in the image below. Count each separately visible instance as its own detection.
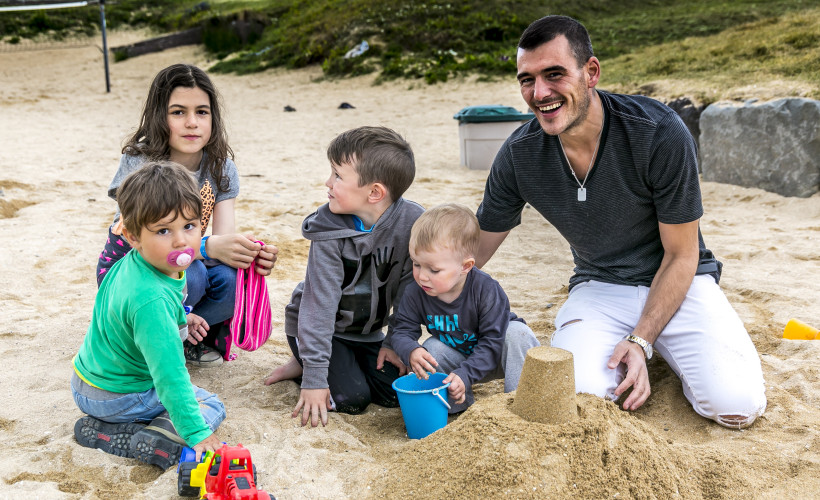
[624,334,653,360]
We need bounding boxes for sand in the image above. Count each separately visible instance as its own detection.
[512,346,577,425]
[0,33,818,499]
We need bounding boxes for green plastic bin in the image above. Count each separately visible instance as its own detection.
[454,105,533,169]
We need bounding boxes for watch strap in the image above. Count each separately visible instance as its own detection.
[625,334,652,360]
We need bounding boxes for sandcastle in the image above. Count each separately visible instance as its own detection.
[511,346,577,424]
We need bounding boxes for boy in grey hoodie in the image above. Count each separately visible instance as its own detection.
[264,126,423,427]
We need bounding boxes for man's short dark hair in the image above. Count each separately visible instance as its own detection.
[518,15,594,68]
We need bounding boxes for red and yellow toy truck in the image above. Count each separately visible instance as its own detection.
[177,443,275,500]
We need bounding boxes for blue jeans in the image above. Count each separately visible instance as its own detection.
[71,373,226,433]
[185,260,236,327]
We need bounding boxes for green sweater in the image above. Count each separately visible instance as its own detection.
[73,250,211,446]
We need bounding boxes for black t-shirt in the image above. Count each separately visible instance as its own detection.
[477,90,720,289]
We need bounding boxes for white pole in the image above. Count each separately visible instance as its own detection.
[0,2,88,12]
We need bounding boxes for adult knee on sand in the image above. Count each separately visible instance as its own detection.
[690,382,767,429]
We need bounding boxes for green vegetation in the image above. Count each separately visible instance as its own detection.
[0,1,183,39]
[1,0,818,97]
[601,8,820,101]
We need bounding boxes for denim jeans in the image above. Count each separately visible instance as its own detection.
[185,259,237,327]
[71,373,225,432]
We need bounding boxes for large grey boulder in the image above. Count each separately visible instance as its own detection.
[700,98,820,198]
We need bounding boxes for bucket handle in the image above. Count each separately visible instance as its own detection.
[431,388,451,410]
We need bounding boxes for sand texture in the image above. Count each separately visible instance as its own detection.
[0,34,819,499]
[512,346,578,425]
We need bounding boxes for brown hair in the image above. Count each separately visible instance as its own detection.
[327,126,415,201]
[123,63,233,192]
[409,203,480,259]
[117,161,202,237]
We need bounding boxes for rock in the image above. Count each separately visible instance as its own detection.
[666,97,706,150]
[700,98,820,198]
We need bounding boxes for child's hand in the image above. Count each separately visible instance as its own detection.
[241,233,278,276]
[443,373,466,404]
[254,242,278,276]
[186,313,210,344]
[206,234,263,269]
[193,433,222,462]
[293,388,331,427]
[409,348,438,380]
[377,347,408,376]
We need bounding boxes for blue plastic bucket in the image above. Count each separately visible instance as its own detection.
[392,372,451,439]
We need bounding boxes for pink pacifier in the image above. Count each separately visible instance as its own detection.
[167,248,194,267]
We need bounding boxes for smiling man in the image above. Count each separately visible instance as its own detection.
[475,15,766,428]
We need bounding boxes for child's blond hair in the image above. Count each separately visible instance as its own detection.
[409,203,480,259]
[117,161,202,237]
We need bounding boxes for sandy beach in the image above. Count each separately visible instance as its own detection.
[0,33,818,499]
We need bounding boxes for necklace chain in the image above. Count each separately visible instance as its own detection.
[557,124,603,201]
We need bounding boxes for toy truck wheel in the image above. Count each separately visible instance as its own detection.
[177,462,200,497]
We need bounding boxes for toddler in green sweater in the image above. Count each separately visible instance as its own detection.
[72,161,225,468]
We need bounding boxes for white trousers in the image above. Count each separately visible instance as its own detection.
[551,276,767,427]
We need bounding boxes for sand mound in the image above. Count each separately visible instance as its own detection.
[375,393,750,499]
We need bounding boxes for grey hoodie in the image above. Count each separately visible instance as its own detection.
[284,198,425,389]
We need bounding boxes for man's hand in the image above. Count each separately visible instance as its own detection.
[376,347,408,376]
[443,372,466,404]
[186,313,210,344]
[292,388,331,427]
[607,339,651,410]
[408,348,438,380]
[193,433,222,462]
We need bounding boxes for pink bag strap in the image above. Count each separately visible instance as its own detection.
[229,241,272,352]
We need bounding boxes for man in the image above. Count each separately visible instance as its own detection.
[475,15,766,428]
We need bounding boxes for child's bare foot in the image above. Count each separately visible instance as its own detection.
[263,355,303,385]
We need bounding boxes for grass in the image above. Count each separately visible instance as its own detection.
[1,0,818,99]
[600,7,820,101]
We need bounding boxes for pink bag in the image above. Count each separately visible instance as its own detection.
[228,241,272,354]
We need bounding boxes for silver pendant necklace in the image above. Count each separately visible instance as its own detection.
[558,124,603,202]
